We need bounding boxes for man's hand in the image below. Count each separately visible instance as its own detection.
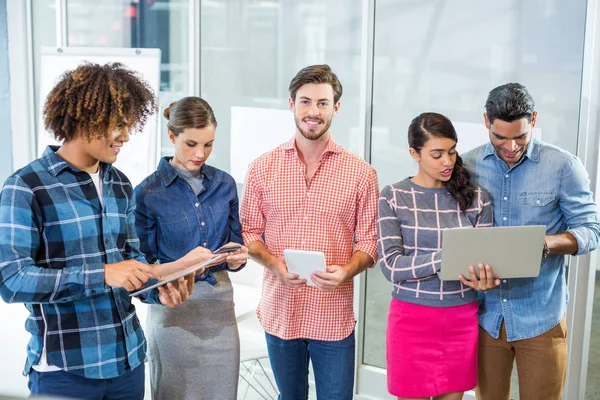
[458,263,501,291]
[157,274,195,308]
[269,256,306,288]
[223,243,249,270]
[311,265,349,292]
[104,260,154,291]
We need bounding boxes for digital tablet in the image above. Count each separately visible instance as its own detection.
[283,249,327,286]
[129,254,224,296]
[439,225,546,281]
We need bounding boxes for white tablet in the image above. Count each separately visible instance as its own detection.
[129,254,224,296]
[283,249,327,286]
[439,225,546,281]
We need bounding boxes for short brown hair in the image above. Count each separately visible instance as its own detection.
[288,64,343,103]
[163,96,217,136]
[43,62,157,142]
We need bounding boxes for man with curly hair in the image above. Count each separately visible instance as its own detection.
[0,62,208,399]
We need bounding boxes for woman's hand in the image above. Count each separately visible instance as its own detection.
[154,246,220,279]
[222,243,249,270]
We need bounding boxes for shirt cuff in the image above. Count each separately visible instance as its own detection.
[354,242,378,268]
[227,261,247,272]
[242,232,264,246]
[567,226,591,255]
[84,263,110,297]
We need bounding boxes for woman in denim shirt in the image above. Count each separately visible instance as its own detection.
[134,97,249,400]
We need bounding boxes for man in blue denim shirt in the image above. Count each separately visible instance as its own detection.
[462,83,600,400]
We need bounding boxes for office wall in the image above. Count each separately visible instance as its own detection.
[0,0,11,183]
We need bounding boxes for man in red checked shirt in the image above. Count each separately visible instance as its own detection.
[240,64,379,400]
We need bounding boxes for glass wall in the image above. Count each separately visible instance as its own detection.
[30,0,192,157]
[587,271,600,399]
[200,0,366,176]
[363,0,588,397]
[16,1,600,398]
[32,0,56,136]
[0,0,10,184]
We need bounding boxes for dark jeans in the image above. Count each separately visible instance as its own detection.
[265,330,355,400]
[28,364,144,400]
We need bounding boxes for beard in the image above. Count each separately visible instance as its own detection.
[294,113,333,141]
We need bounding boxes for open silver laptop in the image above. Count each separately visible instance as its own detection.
[439,225,546,281]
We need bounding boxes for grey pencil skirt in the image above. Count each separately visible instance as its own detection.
[146,270,240,400]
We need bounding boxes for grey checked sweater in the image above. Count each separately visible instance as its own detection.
[377,178,493,307]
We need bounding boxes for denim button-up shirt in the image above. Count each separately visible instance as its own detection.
[463,139,600,341]
[134,157,243,278]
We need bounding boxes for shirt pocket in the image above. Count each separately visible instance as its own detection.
[209,206,230,239]
[157,212,194,250]
[520,191,557,223]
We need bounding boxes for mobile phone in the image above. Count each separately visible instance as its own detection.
[214,244,242,254]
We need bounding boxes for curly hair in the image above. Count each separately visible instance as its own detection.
[43,62,158,142]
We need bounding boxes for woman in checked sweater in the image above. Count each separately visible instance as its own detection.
[377,112,499,400]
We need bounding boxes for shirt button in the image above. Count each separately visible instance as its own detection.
[502,217,507,221]
[505,174,509,178]
[201,222,205,226]
[203,242,207,246]
[503,196,508,201]
[105,239,109,244]
[503,299,508,303]
[195,203,199,207]
[536,199,541,204]
[503,279,507,283]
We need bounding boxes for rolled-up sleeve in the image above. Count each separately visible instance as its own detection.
[240,162,266,245]
[354,167,379,265]
[560,156,600,255]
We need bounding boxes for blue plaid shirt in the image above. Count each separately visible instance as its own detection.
[0,146,160,379]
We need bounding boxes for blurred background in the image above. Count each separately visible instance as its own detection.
[2,1,600,399]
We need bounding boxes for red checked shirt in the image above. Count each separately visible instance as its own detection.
[240,137,379,341]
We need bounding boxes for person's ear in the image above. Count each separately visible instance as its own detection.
[409,148,420,162]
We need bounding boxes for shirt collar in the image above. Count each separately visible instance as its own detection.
[157,156,212,186]
[282,136,342,156]
[43,145,113,177]
[482,138,540,164]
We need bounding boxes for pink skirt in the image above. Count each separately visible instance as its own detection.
[386,299,479,398]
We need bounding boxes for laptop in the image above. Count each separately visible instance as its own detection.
[439,225,546,281]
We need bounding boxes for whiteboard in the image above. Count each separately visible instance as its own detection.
[230,106,296,183]
[38,47,161,186]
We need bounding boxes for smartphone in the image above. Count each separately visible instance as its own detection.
[214,244,242,254]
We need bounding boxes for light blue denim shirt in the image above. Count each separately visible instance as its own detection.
[463,139,600,341]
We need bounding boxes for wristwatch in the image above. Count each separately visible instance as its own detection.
[542,240,550,259]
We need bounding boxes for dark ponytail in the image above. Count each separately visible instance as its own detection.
[408,112,476,212]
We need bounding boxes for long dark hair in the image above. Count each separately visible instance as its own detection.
[408,112,476,212]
